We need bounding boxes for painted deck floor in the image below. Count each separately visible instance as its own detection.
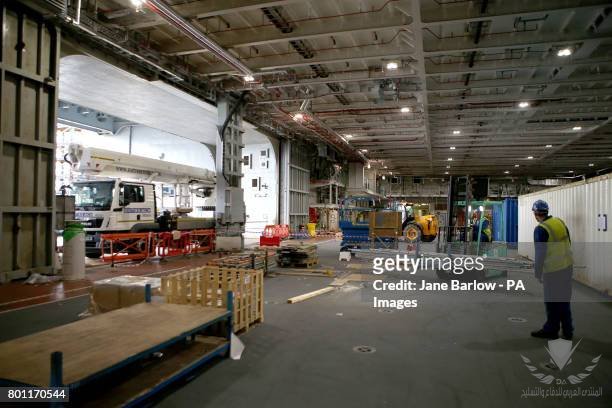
[1,240,611,407]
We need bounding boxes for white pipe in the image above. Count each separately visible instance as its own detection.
[146,0,253,76]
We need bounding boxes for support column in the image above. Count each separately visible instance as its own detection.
[279,139,290,225]
[215,96,245,250]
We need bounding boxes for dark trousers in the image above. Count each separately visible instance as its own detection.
[542,267,573,336]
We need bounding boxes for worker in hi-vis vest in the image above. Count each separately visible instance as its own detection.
[530,200,574,340]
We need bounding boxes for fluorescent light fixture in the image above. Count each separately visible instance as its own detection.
[452,130,461,135]
[504,170,510,174]
[569,170,574,173]
[293,112,304,121]
[386,61,399,70]
[243,75,255,82]
[588,163,594,167]
[361,149,368,152]
[444,171,449,175]
[345,134,353,138]
[518,101,530,108]
[449,146,456,150]
[382,175,386,180]
[557,47,572,57]
[384,165,388,169]
[400,107,410,113]
[446,165,451,169]
[514,164,520,168]
[572,126,582,131]
[447,158,453,161]
[545,144,553,148]
[527,156,534,159]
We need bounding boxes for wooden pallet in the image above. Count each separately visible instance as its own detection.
[161,266,264,333]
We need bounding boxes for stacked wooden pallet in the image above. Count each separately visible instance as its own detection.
[160,266,264,333]
[276,242,318,268]
[207,248,275,270]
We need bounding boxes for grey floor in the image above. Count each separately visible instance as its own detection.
[1,240,611,407]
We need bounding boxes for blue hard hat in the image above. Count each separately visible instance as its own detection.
[532,200,549,213]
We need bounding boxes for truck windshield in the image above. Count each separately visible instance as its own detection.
[73,181,114,211]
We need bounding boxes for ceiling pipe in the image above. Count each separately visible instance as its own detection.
[145,0,253,76]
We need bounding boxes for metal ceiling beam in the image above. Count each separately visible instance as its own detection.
[423,30,612,56]
[421,0,611,26]
[111,0,303,30]
[198,44,416,74]
[425,56,612,76]
[428,87,612,105]
[429,101,612,115]
[427,72,612,92]
[228,67,418,91]
[160,15,412,55]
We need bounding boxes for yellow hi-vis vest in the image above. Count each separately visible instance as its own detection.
[538,217,573,272]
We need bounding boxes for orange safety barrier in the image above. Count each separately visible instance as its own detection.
[100,232,155,265]
[186,229,215,254]
[259,224,290,247]
[100,229,216,263]
[157,231,190,259]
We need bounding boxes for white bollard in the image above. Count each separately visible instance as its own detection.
[63,221,86,280]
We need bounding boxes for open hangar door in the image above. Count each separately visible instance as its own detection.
[241,123,279,238]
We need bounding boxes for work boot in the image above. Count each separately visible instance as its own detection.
[531,329,558,339]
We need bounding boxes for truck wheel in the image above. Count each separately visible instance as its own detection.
[405,223,421,243]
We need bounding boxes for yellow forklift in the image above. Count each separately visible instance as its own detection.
[400,203,438,243]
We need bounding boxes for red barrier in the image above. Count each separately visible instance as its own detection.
[100,232,155,265]
[100,229,215,263]
[259,224,290,247]
[188,229,215,254]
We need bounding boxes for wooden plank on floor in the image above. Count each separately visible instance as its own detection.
[0,303,228,387]
[287,287,335,304]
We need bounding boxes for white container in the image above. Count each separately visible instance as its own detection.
[63,223,86,280]
[518,174,612,293]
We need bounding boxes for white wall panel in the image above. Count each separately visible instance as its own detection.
[518,174,612,293]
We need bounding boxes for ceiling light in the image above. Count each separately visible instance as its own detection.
[382,175,386,180]
[545,144,553,148]
[400,107,410,113]
[361,149,368,153]
[452,130,461,135]
[292,112,304,121]
[243,75,255,82]
[444,172,449,175]
[345,134,353,139]
[518,101,530,108]
[527,156,534,159]
[130,0,146,8]
[588,163,594,167]
[367,162,371,169]
[446,165,450,169]
[572,126,582,131]
[557,47,572,57]
[449,146,456,150]
[384,165,388,169]
[514,164,520,168]
[504,170,510,174]
[447,158,453,161]
[386,61,399,70]
[569,170,574,173]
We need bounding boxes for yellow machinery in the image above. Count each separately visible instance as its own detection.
[367,207,438,243]
[401,204,438,242]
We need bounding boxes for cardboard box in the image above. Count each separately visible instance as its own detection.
[90,275,161,314]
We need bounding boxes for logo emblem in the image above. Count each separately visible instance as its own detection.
[521,339,601,385]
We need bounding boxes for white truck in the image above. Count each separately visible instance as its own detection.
[65,144,216,257]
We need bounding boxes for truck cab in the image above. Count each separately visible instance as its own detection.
[73,179,156,257]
